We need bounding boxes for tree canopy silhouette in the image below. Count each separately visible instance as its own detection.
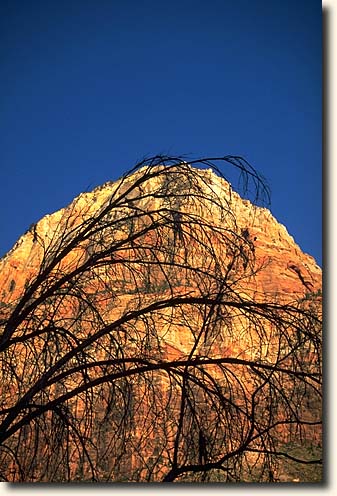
[0,155,322,482]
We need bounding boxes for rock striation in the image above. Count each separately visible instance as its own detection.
[0,166,321,308]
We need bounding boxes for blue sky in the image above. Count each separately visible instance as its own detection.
[0,0,322,266]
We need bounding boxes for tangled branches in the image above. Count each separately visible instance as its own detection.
[0,155,322,482]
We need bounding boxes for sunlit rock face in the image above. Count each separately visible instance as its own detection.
[0,166,321,306]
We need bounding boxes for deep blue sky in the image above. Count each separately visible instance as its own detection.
[0,0,322,266]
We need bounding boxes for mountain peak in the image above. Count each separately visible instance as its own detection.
[0,159,321,307]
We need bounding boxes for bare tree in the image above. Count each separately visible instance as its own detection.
[0,155,322,482]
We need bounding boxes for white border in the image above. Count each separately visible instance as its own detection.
[0,0,333,494]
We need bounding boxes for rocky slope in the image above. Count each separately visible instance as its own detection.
[0,166,321,307]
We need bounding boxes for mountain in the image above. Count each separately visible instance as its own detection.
[0,158,322,482]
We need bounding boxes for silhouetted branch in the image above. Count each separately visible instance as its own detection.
[0,155,321,482]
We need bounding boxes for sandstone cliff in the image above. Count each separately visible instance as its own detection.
[0,165,321,309]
